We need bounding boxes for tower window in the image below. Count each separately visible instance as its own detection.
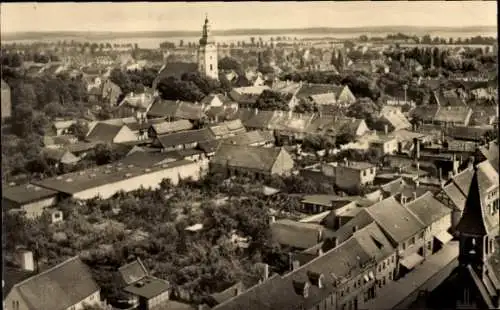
[210,64,213,71]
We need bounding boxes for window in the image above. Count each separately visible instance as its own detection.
[419,231,424,239]
[409,237,415,245]
[363,170,367,177]
[402,243,406,250]
[210,64,213,71]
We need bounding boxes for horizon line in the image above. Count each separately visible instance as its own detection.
[2,24,497,35]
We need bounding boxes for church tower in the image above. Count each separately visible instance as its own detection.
[198,15,219,80]
[456,165,497,279]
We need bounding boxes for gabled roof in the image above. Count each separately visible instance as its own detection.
[155,128,215,149]
[147,99,205,120]
[434,106,472,124]
[295,83,342,99]
[479,140,499,172]
[380,110,411,131]
[86,123,125,143]
[150,120,194,135]
[365,196,426,245]
[212,144,287,173]
[208,119,246,137]
[10,256,99,310]
[42,149,80,164]
[404,192,452,227]
[456,165,496,236]
[238,108,276,129]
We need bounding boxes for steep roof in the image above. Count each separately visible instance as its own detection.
[404,192,452,227]
[86,123,124,143]
[434,106,472,124]
[212,144,286,173]
[10,256,99,310]
[456,165,495,236]
[365,196,426,245]
[380,110,411,131]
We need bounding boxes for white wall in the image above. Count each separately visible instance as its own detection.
[72,161,206,200]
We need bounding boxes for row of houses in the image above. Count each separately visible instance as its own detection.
[211,158,499,310]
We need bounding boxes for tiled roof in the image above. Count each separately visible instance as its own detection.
[212,144,286,173]
[155,128,215,149]
[365,197,426,245]
[221,130,274,146]
[119,151,177,168]
[147,100,205,120]
[404,192,452,227]
[2,184,59,205]
[295,83,342,98]
[42,149,80,164]
[11,256,99,310]
[446,126,491,141]
[309,93,337,105]
[232,85,270,96]
[380,111,411,131]
[434,106,472,124]
[150,120,194,135]
[208,282,246,306]
[329,209,375,244]
[238,108,275,129]
[208,119,246,137]
[352,222,395,262]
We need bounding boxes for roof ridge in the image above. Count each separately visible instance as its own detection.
[13,256,80,289]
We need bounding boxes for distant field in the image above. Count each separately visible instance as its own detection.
[2,26,496,49]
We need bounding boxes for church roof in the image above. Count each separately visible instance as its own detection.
[455,165,493,236]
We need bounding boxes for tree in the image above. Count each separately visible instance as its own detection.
[252,90,291,111]
[69,121,90,141]
[335,132,355,147]
[179,40,184,47]
[181,72,222,95]
[157,77,205,102]
[218,57,244,75]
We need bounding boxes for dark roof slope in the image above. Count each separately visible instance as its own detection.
[3,184,59,205]
[405,192,452,227]
[118,259,148,286]
[86,123,124,143]
[157,62,198,79]
[12,256,99,310]
[155,128,215,148]
[456,165,494,236]
[212,144,285,172]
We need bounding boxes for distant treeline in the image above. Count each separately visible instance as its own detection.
[2,25,496,41]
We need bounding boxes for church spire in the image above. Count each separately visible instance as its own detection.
[455,164,491,236]
[199,14,212,45]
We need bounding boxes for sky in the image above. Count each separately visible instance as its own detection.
[1,2,497,33]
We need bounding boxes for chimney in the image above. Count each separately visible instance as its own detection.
[352,225,359,233]
[269,216,276,224]
[15,249,35,272]
[438,168,443,181]
[413,191,417,201]
[343,157,349,167]
[317,248,324,257]
[384,124,389,135]
[292,280,310,298]
[448,171,454,180]
[254,108,259,115]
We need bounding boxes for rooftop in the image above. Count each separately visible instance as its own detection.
[3,184,59,205]
[32,159,195,195]
[123,276,171,299]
